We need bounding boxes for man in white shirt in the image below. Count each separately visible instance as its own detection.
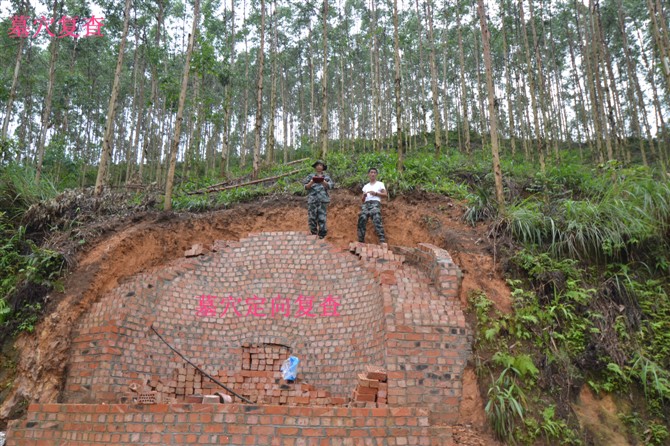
[358,167,387,243]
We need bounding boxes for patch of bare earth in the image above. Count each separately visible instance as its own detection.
[1,190,511,444]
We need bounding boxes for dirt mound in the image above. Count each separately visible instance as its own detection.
[0,189,510,444]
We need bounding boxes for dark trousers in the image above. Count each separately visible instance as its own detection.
[308,200,328,238]
[357,201,385,243]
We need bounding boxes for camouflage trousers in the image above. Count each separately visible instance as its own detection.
[357,201,386,243]
[308,200,328,238]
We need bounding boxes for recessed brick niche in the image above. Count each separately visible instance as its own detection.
[10,232,471,445]
[64,232,386,403]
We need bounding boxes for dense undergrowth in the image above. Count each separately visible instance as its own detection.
[0,166,64,336]
[1,144,670,444]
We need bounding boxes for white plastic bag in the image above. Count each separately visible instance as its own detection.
[280,356,299,381]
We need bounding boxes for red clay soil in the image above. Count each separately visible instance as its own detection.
[1,189,510,444]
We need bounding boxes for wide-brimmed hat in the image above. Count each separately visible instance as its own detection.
[312,160,327,170]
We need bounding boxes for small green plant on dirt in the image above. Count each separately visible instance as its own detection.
[486,364,528,444]
[14,303,42,334]
[463,184,498,225]
[628,355,670,413]
[620,412,670,446]
[0,297,10,324]
[522,405,582,445]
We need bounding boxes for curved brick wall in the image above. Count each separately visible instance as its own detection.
[65,232,386,402]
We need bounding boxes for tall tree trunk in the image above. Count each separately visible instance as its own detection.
[442,49,450,148]
[617,0,648,165]
[164,0,199,210]
[18,38,33,162]
[656,0,670,59]
[114,108,127,186]
[339,52,346,152]
[35,0,62,183]
[338,1,349,151]
[80,109,93,188]
[308,26,316,142]
[393,0,403,171]
[594,2,624,161]
[1,29,25,140]
[370,0,379,151]
[221,0,235,177]
[527,0,553,162]
[142,0,164,181]
[95,0,132,195]
[241,6,250,169]
[186,75,204,179]
[415,0,428,145]
[320,0,329,159]
[478,0,504,209]
[60,36,79,136]
[575,0,603,162]
[627,32,657,161]
[253,0,266,178]
[549,19,569,148]
[282,64,289,163]
[519,73,532,160]
[457,11,471,154]
[647,0,670,97]
[500,0,516,155]
[567,24,592,158]
[519,0,545,172]
[425,0,442,156]
[639,32,670,170]
[205,122,214,176]
[588,0,614,162]
[266,1,278,165]
[473,31,488,149]
[128,32,146,182]
[155,99,168,185]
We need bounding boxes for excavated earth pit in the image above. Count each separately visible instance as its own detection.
[2,191,508,445]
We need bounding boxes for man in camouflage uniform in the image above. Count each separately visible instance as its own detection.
[358,167,387,243]
[302,160,333,239]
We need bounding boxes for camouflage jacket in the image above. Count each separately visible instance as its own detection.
[302,173,334,204]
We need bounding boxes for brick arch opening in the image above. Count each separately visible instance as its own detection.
[65,232,386,402]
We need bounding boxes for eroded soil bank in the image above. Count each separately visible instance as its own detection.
[1,190,510,444]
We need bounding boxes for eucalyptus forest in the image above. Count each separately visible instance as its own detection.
[1,0,670,444]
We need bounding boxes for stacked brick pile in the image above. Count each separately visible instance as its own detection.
[115,367,200,404]
[348,242,405,272]
[350,365,388,408]
[118,382,163,405]
[241,342,290,371]
[202,371,344,406]
[144,363,344,406]
[173,364,203,399]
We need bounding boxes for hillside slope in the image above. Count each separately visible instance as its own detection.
[1,189,509,444]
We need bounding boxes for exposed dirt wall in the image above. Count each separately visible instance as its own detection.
[1,190,510,444]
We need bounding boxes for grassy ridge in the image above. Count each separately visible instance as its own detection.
[1,147,669,444]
